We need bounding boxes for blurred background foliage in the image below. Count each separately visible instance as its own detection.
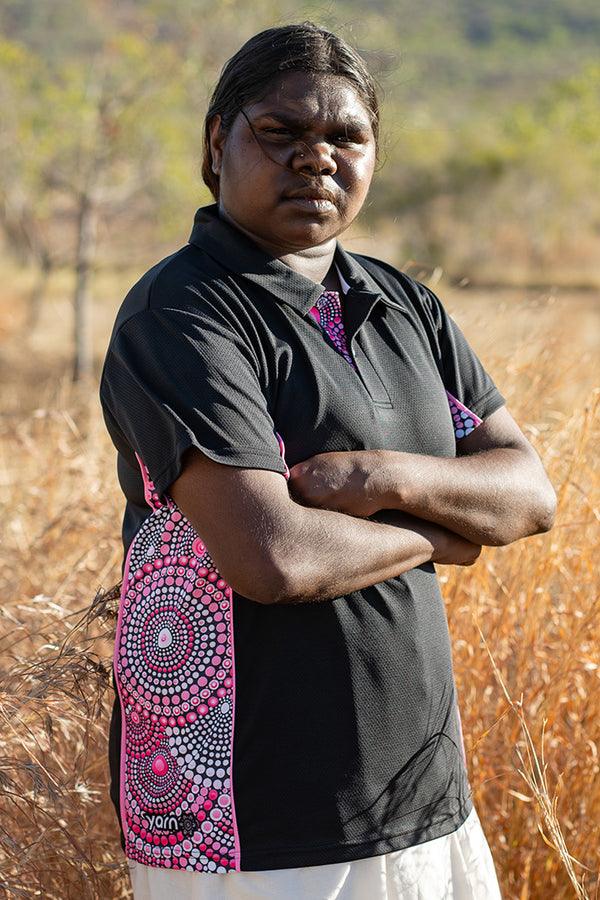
[1,0,600,289]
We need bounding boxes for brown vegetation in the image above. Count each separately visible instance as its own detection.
[0,262,598,898]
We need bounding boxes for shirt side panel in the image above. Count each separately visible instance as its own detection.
[114,477,240,873]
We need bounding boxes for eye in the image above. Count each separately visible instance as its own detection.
[331,128,371,147]
[257,125,295,142]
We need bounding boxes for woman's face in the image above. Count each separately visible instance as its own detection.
[209,71,377,258]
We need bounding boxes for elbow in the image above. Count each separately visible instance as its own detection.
[530,481,557,535]
[218,547,318,606]
[488,481,557,546]
[232,570,305,606]
[521,454,558,536]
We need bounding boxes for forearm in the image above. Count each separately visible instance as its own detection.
[220,503,452,604]
[170,452,479,606]
[288,408,557,547]
[373,447,556,546]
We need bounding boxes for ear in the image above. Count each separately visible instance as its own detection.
[208,115,227,175]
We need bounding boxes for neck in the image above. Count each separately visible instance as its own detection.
[217,205,340,287]
[277,242,339,288]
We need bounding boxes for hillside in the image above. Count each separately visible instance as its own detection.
[1,0,600,284]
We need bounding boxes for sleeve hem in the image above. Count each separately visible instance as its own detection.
[469,390,505,423]
[152,442,287,499]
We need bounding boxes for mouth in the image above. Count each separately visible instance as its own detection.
[284,186,338,212]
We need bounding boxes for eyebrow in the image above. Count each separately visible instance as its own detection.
[249,111,372,132]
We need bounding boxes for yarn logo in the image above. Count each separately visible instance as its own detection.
[146,812,198,836]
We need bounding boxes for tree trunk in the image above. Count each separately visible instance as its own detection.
[26,253,52,332]
[73,191,98,382]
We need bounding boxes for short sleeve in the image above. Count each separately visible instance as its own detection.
[100,304,286,500]
[417,284,504,422]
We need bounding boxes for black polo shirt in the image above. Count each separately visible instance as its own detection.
[101,204,504,873]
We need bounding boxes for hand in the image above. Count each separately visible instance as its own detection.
[288,450,387,518]
[431,530,482,567]
[374,510,482,567]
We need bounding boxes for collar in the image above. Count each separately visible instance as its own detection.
[188,205,402,320]
[336,264,351,296]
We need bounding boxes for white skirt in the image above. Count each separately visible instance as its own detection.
[128,808,502,900]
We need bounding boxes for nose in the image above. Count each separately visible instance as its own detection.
[291,139,337,175]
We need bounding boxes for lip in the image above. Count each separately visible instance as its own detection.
[283,186,338,212]
[286,197,335,212]
[286,186,334,200]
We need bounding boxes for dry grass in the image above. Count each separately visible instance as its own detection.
[0,379,127,897]
[0,262,598,898]
[441,383,600,898]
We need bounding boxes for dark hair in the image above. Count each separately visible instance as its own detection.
[201,22,380,200]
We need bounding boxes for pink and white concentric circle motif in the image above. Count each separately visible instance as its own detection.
[115,485,237,874]
[119,563,228,702]
[127,739,191,813]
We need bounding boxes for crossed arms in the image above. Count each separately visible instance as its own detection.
[170,406,556,605]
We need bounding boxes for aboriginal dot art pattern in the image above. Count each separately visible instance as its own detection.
[445,391,482,439]
[114,457,239,873]
[311,291,356,369]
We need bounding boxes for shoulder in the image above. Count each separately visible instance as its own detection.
[111,244,230,334]
[347,250,433,299]
[348,251,413,287]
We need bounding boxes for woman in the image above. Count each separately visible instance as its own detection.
[100,22,556,900]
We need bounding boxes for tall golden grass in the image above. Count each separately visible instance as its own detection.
[0,272,598,898]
